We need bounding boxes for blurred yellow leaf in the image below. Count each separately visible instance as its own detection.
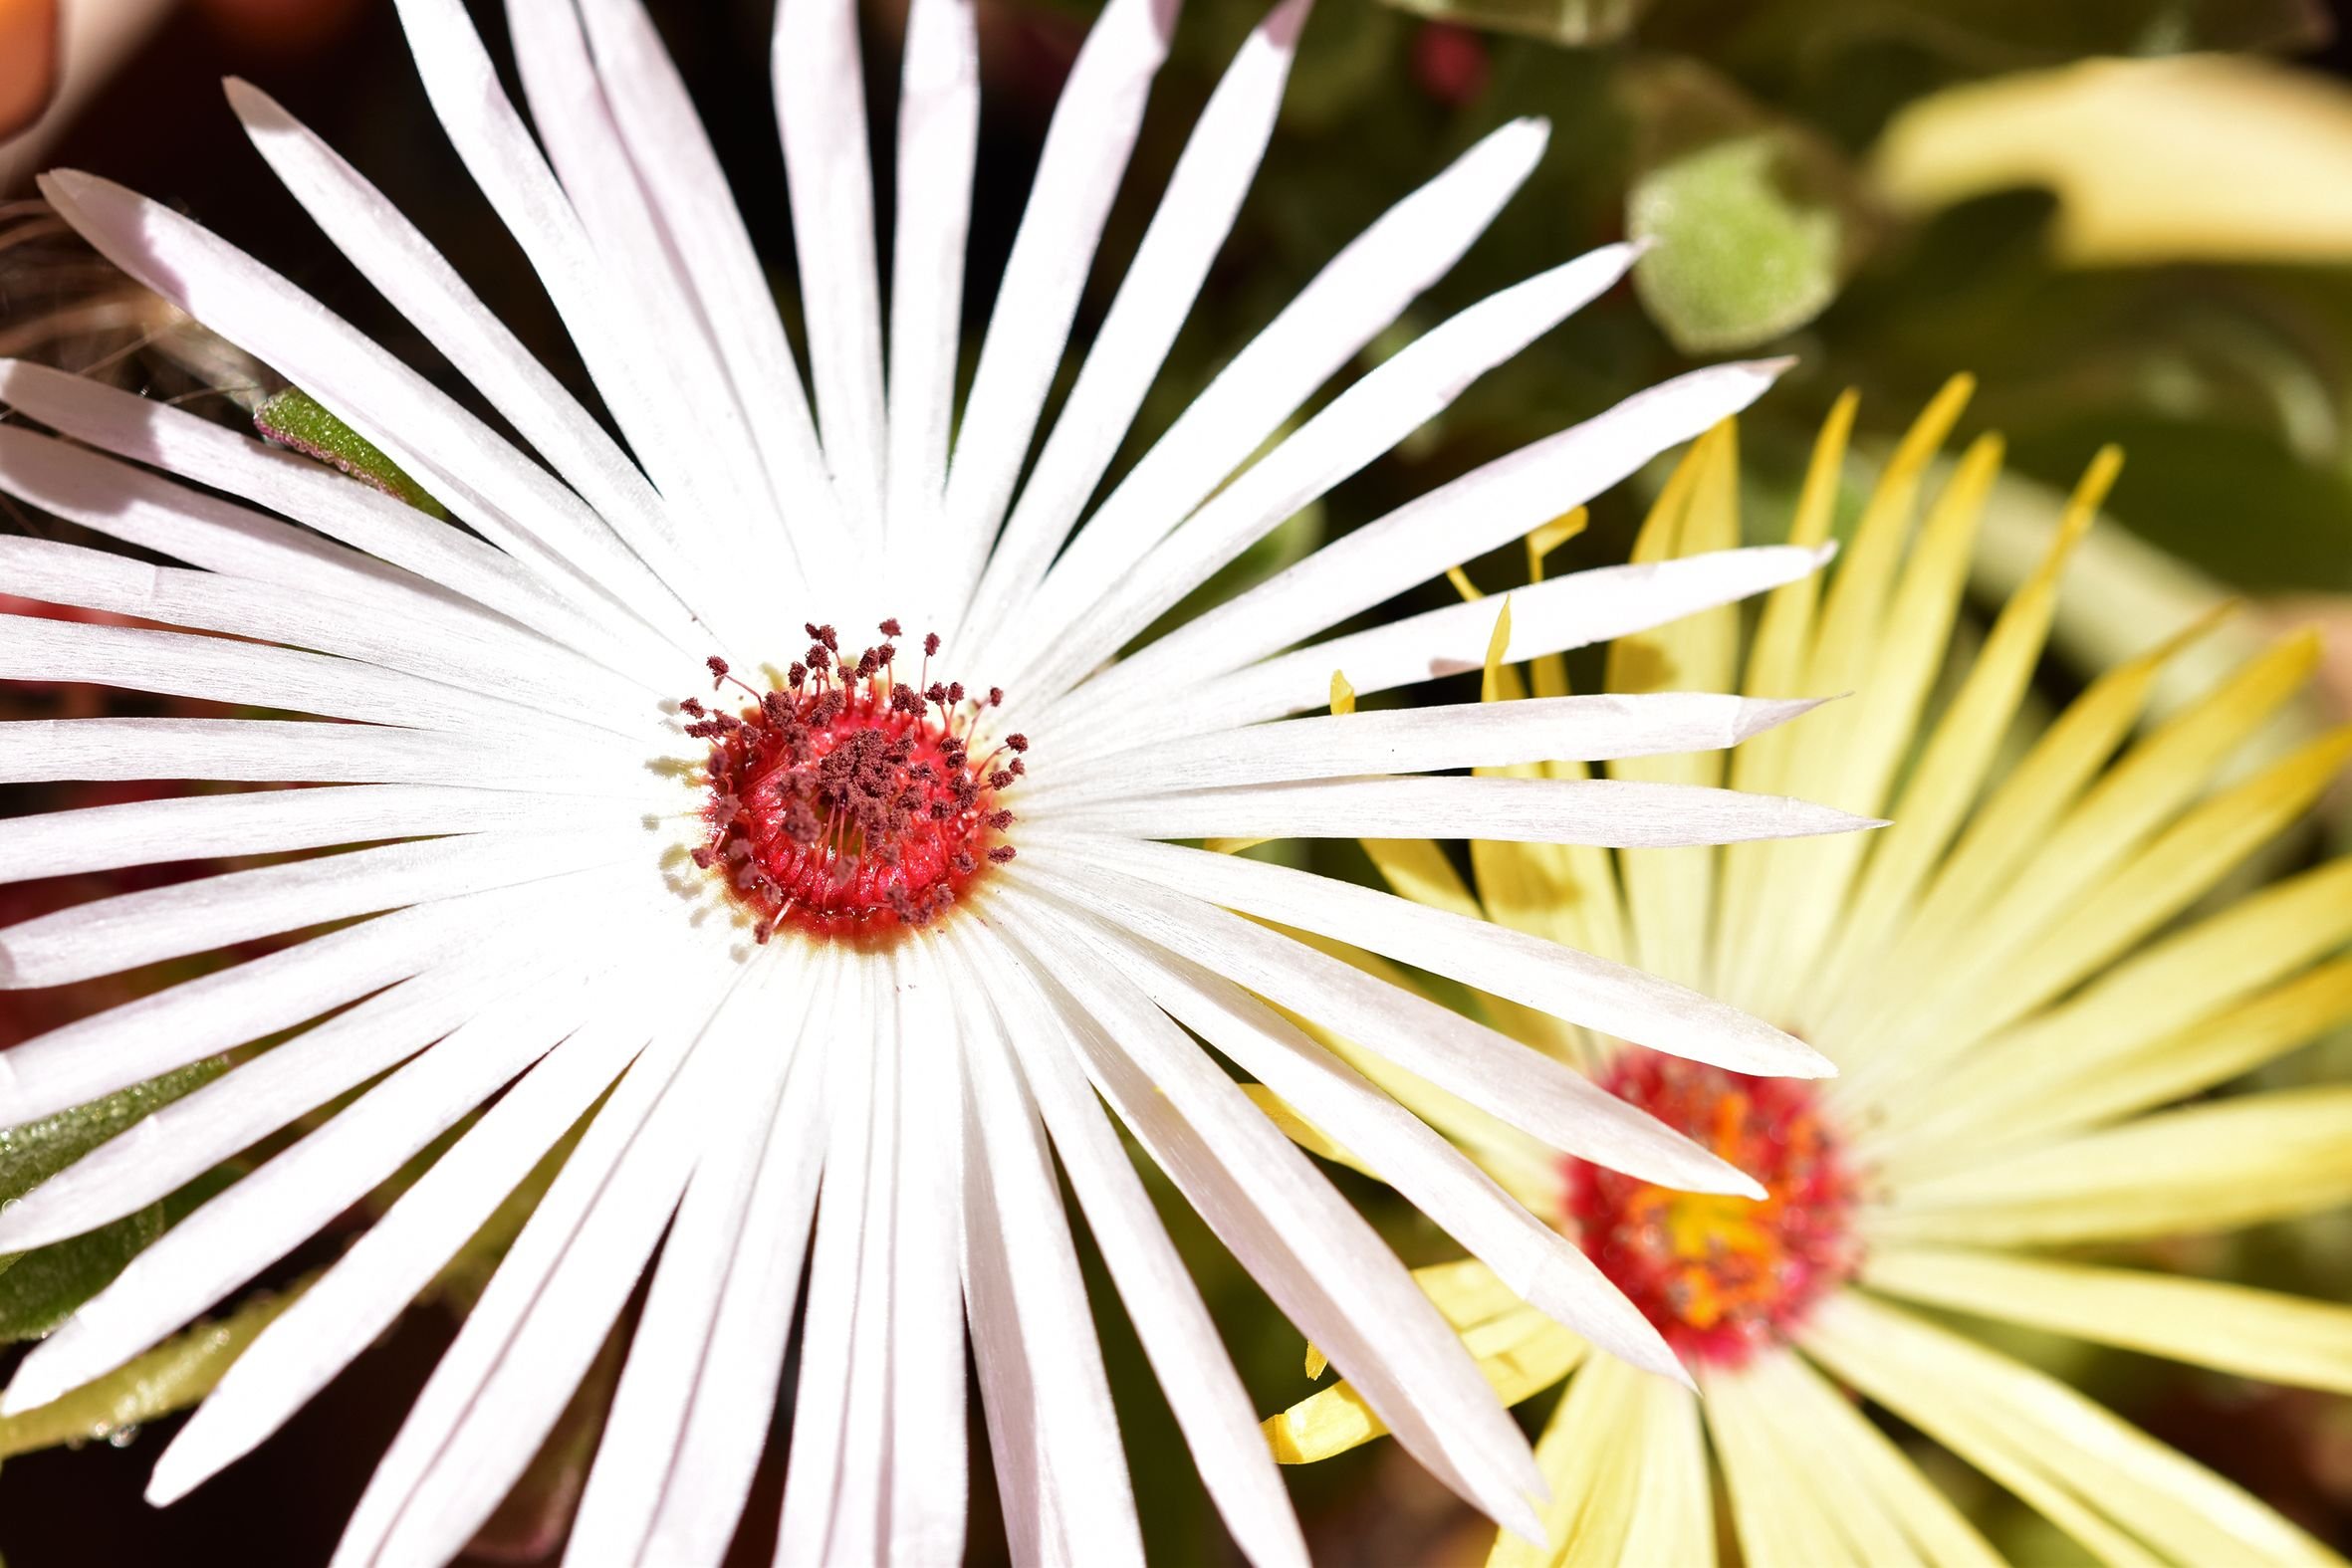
[1874,55,2352,266]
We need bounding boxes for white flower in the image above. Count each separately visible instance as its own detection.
[0,0,1874,1561]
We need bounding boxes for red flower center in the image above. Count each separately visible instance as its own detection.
[684,620,1022,945]
[1564,1056,1861,1368]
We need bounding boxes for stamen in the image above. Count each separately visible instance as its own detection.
[686,619,1021,944]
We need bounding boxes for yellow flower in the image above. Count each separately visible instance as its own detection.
[1262,380,2352,1565]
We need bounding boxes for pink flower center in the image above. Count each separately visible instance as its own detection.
[684,620,1023,945]
[1565,1056,1861,1367]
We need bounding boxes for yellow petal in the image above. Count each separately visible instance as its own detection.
[1486,1353,1646,1568]
[1264,1305,1584,1464]
[1874,1085,2352,1246]
[1802,1291,2336,1567]
[1811,446,2113,1027]
[1241,1082,1377,1180]
[1879,859,2352,1168]
[1874,55,2352,267]
[1864,1247,2352,1396]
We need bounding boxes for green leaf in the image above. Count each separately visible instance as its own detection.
[0,1206,166,1342]
[0,1273,311,1459]
[0,1058,226,1208]
[253,387,448,518]
[1378,0,1648,46]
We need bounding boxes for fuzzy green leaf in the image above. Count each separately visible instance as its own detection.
[254,387,447,518]
[0,1058,226,1208]
[0,1206,166,1342]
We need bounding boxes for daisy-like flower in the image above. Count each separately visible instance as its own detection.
[0,0,1892,1560]
[1264,381,2352,1566]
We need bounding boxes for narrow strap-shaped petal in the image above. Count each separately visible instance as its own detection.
[633,987,830,1562]
[0,717,675,796]
[948,919,1309,1568]
[1037,693,1824,803]
[1050,545,1829,766]
[1070,358,1787,721]
[342,958,778,1568]
[0,613,616,742]
[0,369,671,680]
[148,945,723,1506]
[1039,899,1686,1384]
[0,824,642,990]
[772,981,884,1563]
[0,873,612,1125]
[38,170,717,659]
[772,0,888,534]
[950,935,1139,1567]
[502,0,797,574]
[1008,245,1643,699]
[3,956,610,1411]
[884,0,979,548]
[990,893,1547,1539]
[1034,775,1881,846]
[0,536,647,734]
[383,0,777,602]
[224,81,757,617]
[564,956,820,1562]
[1008,851,1757,1197]
[1802,1291,2335,1567]
[1023,833,1833,1078]
[934,0,1182,627]
[0,931,564,1271]
[984,115,1548,663]
[962,0,1308,654]
[0,784,626,888]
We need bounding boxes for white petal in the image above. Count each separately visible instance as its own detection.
[224,80,740,615]
[38,170,711,655]
[950,921,1309,1568]
[0,716,669,795]
[1011,243,1643,698]
[0,367,667,678]
[883,0,979,546]
[5,956,611,1413]
[989,891,1547,1539]
[771,0,888,531]
[1058,910,1686,1382]
[881,940,972,1564]
[1020,116,1549,653]
[0,926,577,1268]
[952,940,1139,1567]
[1039,692,1824,802]
[0,875,598,1125]
[774,985,884,1564]
[567,954,822,1563]
[933,0,1180,626]
[564,0,842,570]
[1027,833,1835,1078]
[0,783,625,887]
[349,956,782,1568]
[1076,358,1789,719]
[1007,850,1759,1197]
[963,0,1308,653]
[0,613,614,741]
[0,824,641,989]
[0,534,648,733]
[1054,544,1831,762]
[635,987,829,1563]
[1036,774,1881,846]
[379,0,769,603]
[149,947,721,1506]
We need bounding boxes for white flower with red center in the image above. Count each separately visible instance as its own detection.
[0,0,1881,1561]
